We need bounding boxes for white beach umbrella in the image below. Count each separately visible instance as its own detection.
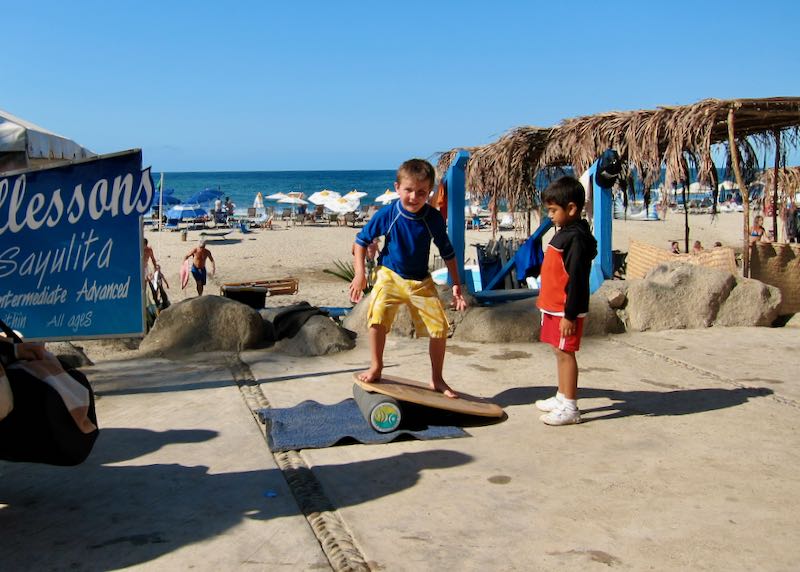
[343,189,367,201]
[374,189,400,204]
[309,189,341,205]
[265,192,288,200]
[325,196,360,215]
[278,196,309,206]
[253,192,265,209]
[278,195,309,224]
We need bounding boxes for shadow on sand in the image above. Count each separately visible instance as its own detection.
[493,385,774,422]
[0,426,472,570]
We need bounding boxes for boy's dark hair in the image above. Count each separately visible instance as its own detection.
[542,176,586,211]
[397,159,435,188]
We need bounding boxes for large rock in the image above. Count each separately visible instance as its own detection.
[714,277,781,327]
[585,282,626,336]
[784,313,800,328]
[626,262,736,331]
[274,315,356,356]
[343,294,415,338]
[453,298,540,343]
[45,341,94,368]
[140,296,263,357]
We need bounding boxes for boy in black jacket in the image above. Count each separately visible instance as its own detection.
[535,177,597,425]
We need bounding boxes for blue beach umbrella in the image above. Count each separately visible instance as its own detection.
[186,188,223,206]
[166,204,208,220]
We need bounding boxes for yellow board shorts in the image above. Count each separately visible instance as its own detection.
[367,266,449,338]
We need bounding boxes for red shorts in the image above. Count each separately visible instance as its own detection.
[540,313,584,352]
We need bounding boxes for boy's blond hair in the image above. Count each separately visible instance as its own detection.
[396,159,435,189]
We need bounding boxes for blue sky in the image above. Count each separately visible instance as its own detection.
[4,1,799,172]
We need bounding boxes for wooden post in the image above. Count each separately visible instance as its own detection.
[682,183,690,252]
[772,129,780,240]
[727,107,750,276]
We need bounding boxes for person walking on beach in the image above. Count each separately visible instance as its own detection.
[184,239,215,296]
[349,159,467,397]
[143,238,157,277]
[534,176,597,426]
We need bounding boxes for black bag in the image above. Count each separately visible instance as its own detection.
[0,321,99,466]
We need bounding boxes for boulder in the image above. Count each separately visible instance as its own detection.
[626,262,736,331]
[714,278,781,327]
[140,295,263,357]
[784,313,800,328]
[343,295,415,338]
[453,298,540,343]
[585,284,626,336]
[274,315,356,356]
[597,281,628,309]
[45,341,94,368]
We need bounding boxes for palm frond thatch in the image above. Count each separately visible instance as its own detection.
[440,97,800,205]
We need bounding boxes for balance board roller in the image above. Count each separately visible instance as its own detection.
[352,373,503,433]
[352,384,402,433]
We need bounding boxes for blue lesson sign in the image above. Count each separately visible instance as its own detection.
[0,150,153,341]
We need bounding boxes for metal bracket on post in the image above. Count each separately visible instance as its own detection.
[445,150,470,292]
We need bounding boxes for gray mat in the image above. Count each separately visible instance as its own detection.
[256,399,469,451]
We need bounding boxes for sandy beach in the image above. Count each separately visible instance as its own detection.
[144,210,750,309]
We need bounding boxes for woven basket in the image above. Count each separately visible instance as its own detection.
[626,240,737,279]
[750,242,800,314]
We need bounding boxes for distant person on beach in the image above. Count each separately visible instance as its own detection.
[713,241,723,248]
[143,238,157,277]
[534,176,597,426]
[670,241,680,254]
[750,215,767,244]
[184,239,216,296]
[692,240,704,254]
[224,197,235,217]
[349,158,467,397]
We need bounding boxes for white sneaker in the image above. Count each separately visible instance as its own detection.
[540,406,581,426]
[535,395,562,412]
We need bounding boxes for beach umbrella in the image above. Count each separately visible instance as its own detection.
[166,204,207,220]
[325,196,360,215]
[287,191,306,199]
[308,189,341,205]
[343,189,367,200]
[149,189,181,210]
[265,192,289,200]
[374,189,400,204]
[253,192,265,211]
[278,196,309,225]
[186,188,223,206]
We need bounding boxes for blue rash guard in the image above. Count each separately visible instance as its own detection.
[355,202,455,280]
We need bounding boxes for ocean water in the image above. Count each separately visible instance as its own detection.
[151,167,750,216]
[154,170,396,214]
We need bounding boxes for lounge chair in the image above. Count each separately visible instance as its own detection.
[164,218,180,231]
[498,213,515,231]
[327,213,340,225]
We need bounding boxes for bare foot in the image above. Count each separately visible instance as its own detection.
[431,379,458,399]
[358,367,382,383]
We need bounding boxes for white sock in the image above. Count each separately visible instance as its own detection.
[556,392,565,402]
[561,398,578,411]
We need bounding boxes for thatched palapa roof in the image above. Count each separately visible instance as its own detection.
[758,166,800,201]
[437,97,800,211]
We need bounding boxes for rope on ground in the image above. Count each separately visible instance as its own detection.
[226,355,371,572]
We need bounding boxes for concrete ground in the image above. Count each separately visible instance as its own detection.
[2,326,798,571]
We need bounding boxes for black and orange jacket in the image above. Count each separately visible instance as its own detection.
[536,219,597,320]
